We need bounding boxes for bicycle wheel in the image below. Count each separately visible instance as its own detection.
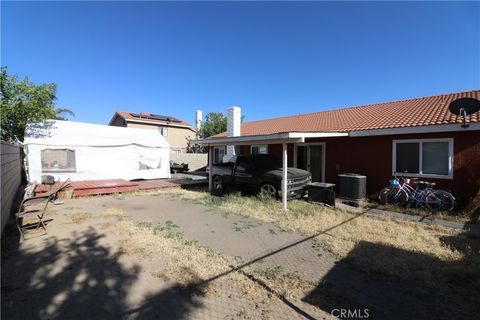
[392,189,408,207]
[426,190,455,212]
[379,187,393,204]
[380,187,407,206]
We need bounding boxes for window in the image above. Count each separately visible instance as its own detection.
[41,149,76,172]
[213,146,226,164]
[159,126,168,137]
[251,145,268,155]
[393,139,453,179]
[235,156,252,173]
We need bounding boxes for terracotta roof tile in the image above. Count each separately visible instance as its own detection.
[211,89,480,138]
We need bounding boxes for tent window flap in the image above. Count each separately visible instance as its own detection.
[41,149,76,172]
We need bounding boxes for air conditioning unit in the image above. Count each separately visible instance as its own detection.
[337,173,366,202]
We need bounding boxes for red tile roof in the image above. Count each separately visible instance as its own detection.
[111,111,194,129]
[211,89,480,138]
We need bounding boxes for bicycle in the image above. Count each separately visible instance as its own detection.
[379,174,455,212]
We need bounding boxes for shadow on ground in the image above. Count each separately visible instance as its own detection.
[303,235,480,320]
[1,222,207,320]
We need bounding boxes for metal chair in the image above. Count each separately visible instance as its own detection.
[16,179,71,240]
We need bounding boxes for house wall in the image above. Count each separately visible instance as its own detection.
[170,152,207,171]
[125,122,195,151]
[1,142,22,235]
[236,131,480,202]
[307,131,480,202]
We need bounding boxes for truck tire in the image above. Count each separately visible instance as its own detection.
[258,183,278,199]
[211,175,225,196]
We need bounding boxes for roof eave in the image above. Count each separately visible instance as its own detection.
[191,132,348,146]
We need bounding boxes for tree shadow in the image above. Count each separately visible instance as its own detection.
[303,239,480,320]
[1,223,206,320]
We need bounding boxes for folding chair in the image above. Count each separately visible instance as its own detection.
[16,179,71,240]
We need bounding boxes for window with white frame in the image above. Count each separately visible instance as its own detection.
[251,144,268,155]
[213,146,226,164]
[41,149,76,172]
[159,126,168,137]
[393,139,453,178]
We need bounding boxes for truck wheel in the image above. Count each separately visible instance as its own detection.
[259,183,278,199]
[211,175,225,195]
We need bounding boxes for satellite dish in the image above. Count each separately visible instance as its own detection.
[448,97,480,128]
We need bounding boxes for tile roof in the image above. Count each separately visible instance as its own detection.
[211,89,480,138]
[111,111,194,129]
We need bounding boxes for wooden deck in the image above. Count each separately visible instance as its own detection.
[35,178,184,198]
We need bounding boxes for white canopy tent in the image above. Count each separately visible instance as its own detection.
[24,120,171,182]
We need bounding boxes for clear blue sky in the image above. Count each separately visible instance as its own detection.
[2,1,479,126]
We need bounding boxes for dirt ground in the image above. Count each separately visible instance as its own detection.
[2,192,479,320]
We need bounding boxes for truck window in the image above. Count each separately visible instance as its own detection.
[235,157,251,173]
[255,155,281,170]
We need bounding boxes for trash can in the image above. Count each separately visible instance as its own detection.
[307,182,336,207]
[337,173,366,202]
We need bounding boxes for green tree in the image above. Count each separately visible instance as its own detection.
[0,67,74,142]
[198,112,227,138]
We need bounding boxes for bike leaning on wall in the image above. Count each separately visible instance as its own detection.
[379,174,455,212]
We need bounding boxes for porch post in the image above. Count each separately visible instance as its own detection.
[282,143,288,210]
[208,145,213,192]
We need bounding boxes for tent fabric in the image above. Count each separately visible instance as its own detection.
[24,120,171,182]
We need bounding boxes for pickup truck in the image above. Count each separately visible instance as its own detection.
[208,154,311,198]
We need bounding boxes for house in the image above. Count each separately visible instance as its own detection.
[109,111,196,153]
[195,90,480,205]
[24,120,171,182]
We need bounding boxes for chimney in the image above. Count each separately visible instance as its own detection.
[225,106,241,161]
[195,110,202,136]
[227,106,241,137]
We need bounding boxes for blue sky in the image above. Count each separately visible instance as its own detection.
[2,1,479,126]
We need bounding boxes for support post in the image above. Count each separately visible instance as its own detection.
[282,143,288,210]
[208,145,213,192]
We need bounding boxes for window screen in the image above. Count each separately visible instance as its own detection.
[395,143,420,174]
[251,145,268,155]
[213,147,225,164]
[422,142,449,175]
[41,149,76,172]
[394,139,452,177]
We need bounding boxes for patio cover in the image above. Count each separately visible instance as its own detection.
[191,132,347,210]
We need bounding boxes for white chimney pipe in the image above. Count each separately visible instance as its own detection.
[225,106,241,162]
[195,110,202,133]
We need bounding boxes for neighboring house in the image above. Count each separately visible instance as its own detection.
[109,112,196,153]
[199,89,480,203]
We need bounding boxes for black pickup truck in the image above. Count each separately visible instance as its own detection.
[208,154,311,198]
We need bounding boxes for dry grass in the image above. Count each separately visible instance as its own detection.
[98,208,298,303]
[97,207,325,313]
[365,201,473,223]
[153,188,480,285]
[102,207,128,218]
[69,212,93,224]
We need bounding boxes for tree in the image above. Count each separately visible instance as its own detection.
[0,67,74,142]
[198,112,227,138]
